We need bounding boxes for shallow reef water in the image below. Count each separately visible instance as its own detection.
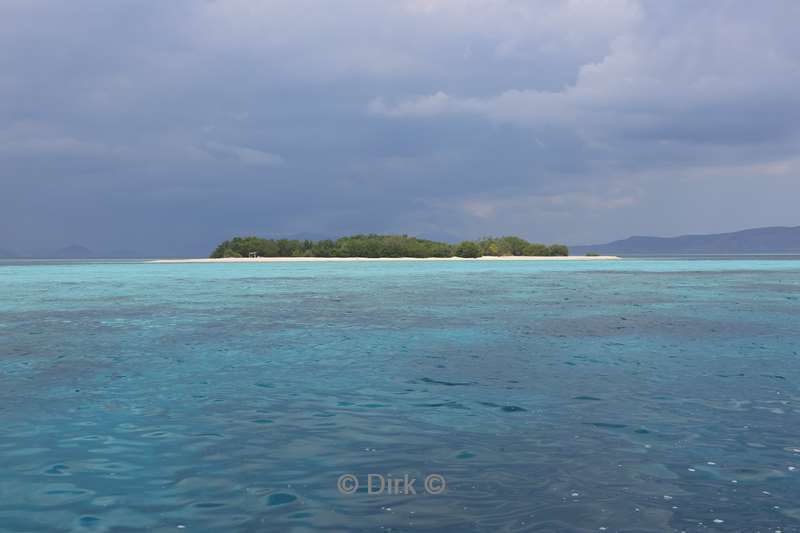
[1,258,800,532]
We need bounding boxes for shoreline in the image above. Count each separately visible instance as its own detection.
[150,255,620,264]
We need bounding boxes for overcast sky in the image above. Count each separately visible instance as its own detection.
[1,0,799,255]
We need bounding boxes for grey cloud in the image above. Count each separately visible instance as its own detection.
[0,1,798,255]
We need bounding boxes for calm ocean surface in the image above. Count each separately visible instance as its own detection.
[1,258,799,532]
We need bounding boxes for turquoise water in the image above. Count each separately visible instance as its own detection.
[1,259,799,532]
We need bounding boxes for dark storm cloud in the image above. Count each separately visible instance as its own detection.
[1,0,799,255]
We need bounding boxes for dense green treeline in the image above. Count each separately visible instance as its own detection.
[211,235,569,258]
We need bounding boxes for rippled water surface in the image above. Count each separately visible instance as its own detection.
[1,259,800,532]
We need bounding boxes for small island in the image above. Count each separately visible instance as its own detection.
[150,234,619,263]
[210,234,569,259]
[148,234,619,263]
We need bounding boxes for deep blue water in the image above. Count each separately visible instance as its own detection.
[1,259,800,532]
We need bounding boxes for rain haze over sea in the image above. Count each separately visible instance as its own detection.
[2,258,800,532]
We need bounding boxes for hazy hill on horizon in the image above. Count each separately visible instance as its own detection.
[0,245,154,259]
[50,245,96,259]
[571,225,800,255]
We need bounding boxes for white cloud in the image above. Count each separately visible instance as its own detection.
[0,136,109,157]
[0,123,116,158]
[369,92,473,118]
[461,188,641,221]
[370,4,800,147]
[203,142,284,167]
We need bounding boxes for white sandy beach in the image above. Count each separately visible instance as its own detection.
[150,255,620,263]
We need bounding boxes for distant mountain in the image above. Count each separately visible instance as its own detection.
[279,232,336,242]
[417,230,462,244]
[571,225,800,255]
[2,245,144,259]
[105,249,145,259]
[51,245,96,259]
